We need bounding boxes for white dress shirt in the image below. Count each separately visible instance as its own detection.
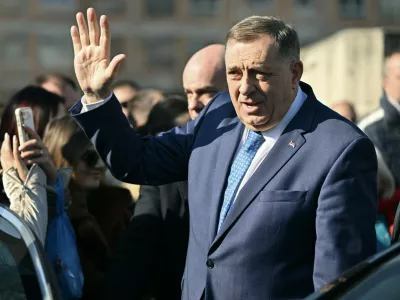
[233,86,307,202]
[80,87,308,201]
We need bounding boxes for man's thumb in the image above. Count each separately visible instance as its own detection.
[106,54,126,78]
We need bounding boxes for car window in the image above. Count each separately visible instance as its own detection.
[0,215,42,300]
[340,256,400,300]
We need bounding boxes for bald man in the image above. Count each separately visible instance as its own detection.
[104,44,228,300]
[183,44,228,120]
[331,101,357,122]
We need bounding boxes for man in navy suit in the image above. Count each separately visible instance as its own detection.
[69,8,377,299]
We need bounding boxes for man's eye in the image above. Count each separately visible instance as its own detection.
[256,72,272,79]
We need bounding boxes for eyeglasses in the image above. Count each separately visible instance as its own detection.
[80,150,99,168]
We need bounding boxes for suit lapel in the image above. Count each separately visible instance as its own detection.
[208,118,245,244]
[209,82,319,251]
[211,129,305,248]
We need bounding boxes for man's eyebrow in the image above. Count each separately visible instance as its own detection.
[196,86,218,92]
[227,66,239,72]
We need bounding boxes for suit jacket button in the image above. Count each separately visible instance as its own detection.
[206,259,215,269]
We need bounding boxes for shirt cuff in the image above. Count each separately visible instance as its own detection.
[80,93,114,113]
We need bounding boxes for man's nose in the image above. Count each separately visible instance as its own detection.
[188,95,202,110]
[239,76,256,96]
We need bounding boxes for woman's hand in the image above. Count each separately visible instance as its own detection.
[18,126,58,184]
[1,133,29,182]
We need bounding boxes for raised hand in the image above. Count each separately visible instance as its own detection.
[19,126,58,184]
[1,134,29,182]
[71,8,126,104]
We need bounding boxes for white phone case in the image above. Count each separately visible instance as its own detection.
[15,107,35,145]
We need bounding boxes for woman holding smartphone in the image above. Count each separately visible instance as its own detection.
[0,85,67,244]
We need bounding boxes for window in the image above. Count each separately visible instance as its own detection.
[146,0,174,17]
[38,0,76,12]
[143,37,176,70]
[187,38,219,59]
[0,0,27,16]
[250,0,274,7]
[190,0,219,16]
[339,0,366,19]
[384,34,400,57]
[295,0,313,7]
[379,0,400,23]
[79,0,126,15]
[0,35,30,70]
[37,35,73,70]
[293,0,316,18]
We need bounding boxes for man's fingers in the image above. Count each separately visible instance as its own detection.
[76,12,90,47]
[71,26,82,56]
[99,15,110,58]
[106,54,126,79]
[87,8,100,46]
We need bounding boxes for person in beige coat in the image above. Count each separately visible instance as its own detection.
[0,131,53,245]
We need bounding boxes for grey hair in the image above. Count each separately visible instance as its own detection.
[226,16,300,64]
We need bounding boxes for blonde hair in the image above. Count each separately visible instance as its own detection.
[43,116,91,169]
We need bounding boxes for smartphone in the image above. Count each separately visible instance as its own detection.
[15,107,35,145]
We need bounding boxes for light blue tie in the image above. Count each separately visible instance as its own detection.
[218,130,265,231]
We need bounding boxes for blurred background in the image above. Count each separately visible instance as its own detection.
[0,0,399,117]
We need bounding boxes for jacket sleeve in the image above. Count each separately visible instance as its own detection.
[313,136,378,289]
[70,95,200,186]
[2,165,48,245]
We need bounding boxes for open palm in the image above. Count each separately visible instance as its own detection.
[71,8,125,103]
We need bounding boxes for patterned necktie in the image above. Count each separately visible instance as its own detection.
[217,130,265,231]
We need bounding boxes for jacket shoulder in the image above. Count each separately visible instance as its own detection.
[311,100,371,144]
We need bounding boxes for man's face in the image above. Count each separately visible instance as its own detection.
[40,80,79,109]
[183,68,223,120]
[114,85,137,117]
[384,53,400,103]
[331,103,356,122]
[225,35,302,131]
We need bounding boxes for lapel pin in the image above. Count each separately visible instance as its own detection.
[289,140,296,148]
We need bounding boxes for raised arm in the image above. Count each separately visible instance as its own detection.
[69,8,195,185]
[71,8,125,104]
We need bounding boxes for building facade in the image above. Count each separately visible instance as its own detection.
[0,0,399,102]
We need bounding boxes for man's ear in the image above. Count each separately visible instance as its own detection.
[292,61,303,89]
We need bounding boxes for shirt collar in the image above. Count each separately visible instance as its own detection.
[259,85,307,141]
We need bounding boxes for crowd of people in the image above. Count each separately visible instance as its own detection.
[0,6,400,300]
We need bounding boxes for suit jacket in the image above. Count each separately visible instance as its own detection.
[103,181,189,300]
[70,82,378,300]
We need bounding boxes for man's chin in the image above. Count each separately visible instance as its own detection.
[242,117,272,132]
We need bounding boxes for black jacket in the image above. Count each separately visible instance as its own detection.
[362,94,400,187]
[103,181,189,300]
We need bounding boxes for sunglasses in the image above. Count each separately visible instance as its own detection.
[80,150,100,168]
[120,101,131,108]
